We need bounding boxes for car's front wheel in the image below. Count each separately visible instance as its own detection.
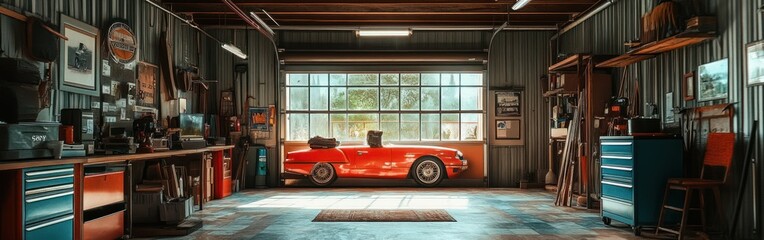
[309,162,337,187]
[411,157,445,187]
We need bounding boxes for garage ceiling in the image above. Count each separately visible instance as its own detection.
[164,0,603,29]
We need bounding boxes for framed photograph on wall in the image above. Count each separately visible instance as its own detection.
[745,40,764,86]
[495,119,521,140]
[59,14,99,96]
[495,91,521,117]
[682,71,695,101]
[697,58,729,102]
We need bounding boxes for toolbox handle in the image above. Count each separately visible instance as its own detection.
[25,214,73,231]
[25,168,73,177]
[25,191,74,203]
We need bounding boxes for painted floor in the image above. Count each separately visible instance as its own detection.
[154,188,649,240]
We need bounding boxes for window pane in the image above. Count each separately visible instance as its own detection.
[401,74,420,85]
[421,87,440,110]
[380,114,399,141]
[380,87,400,110]
[421,114,440,140]
[441,73,459,86]
[310,87,328,110]
[330,74,347,86]
[381,74,399,85]
[288,87,308,110]
[288,74,308,86]
[310,74,329,86]
[421,74,439,85]
[348,114,379,141]
[347,88,379,110]
[461,87,482,110]
[330,87,347,110]
[461,114,482,140]
[400,88,420,110]
[310,114,329,137]
[461,73,482,85]
[288,114,309,140]
[348,74,379,85]
[441,87,460,110]
[401,114,420,140]
[330,114,348,140]
[441,114,459,140]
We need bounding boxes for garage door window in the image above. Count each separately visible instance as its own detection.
[286,73,483,142]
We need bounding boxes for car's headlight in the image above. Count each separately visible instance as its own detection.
[456,151,463,159]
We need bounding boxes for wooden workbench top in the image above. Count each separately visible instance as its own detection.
[0,145,235,171]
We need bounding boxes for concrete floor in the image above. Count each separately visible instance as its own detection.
[163,188,648,240]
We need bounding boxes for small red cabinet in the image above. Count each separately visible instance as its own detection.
[213,149,232,199]
[83,171,124,210]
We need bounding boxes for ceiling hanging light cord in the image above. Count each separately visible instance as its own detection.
[144,0,247,59]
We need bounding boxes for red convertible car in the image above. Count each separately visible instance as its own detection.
[284,134,468,187]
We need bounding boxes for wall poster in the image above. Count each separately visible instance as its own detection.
[137,62,158,108]
[495,91,521,117]
[59,14,99,96]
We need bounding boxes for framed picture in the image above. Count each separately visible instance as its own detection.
[745,40,764,86]
[665,92,674,124]
[495,91,521,117]
[682,71,695,101]
[59,14,99,96]
[137,62,158,108]
[496,119,521,140]
[697,58,729,102]
[248,107,269,131]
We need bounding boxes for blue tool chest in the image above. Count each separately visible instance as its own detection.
[599,136,683,236]
[22,165,75,240]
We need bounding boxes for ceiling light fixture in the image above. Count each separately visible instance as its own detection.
[249,11,275,35]
[512,0,532,10]
[222,43,248,59]
[356,30,412,37]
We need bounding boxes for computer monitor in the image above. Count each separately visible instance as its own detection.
[179,113,204,138]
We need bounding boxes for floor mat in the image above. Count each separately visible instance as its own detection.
[312,209,456,222]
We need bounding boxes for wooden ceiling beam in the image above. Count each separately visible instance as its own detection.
[185,11,579,15]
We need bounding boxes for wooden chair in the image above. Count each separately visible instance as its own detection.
[655,132,735,239]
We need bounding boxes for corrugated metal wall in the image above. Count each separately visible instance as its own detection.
[558,0,763,238]
[0,0,202,118]
[205,28,279,186]
[488,31,553,187]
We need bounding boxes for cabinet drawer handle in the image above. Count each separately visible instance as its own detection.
[602,155,632,160]
[25,174,74,183]
[25,191,74,203]
[602,196,633,206]
[601,165,633,171]
[25,215,73,231]
[25,184,74,196]
[25,168,73,177]
[602,180,633,189]
[602,142,633,146]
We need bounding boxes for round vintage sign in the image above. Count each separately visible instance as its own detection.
[107,22,137,64]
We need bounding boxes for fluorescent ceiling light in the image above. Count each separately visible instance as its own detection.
[222,43,247,59]
[356,30,412,37]
[249,11,275,35]
[512,0,532,10]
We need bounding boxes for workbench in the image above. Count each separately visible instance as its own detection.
[0,145,235,240]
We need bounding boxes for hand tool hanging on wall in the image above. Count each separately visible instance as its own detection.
[731,121,760,240]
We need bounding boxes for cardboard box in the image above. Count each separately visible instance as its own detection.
[159,197,194,223]
[132,191,163,223]
[558,74,580,92]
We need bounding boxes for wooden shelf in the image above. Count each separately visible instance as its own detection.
[597,31,716,68]
[543,88,577,98]
[548,54,588,72]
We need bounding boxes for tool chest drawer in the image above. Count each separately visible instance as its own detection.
[24,214,73,240]
[601,180,633,202]
[601,155,633,167]
[24,184,75,224]
[600,141,633,156]
[23,165,74,190]
[84,170,125,210]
